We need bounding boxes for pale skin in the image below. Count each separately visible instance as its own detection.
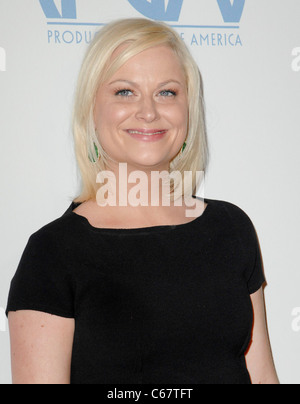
[8,46,279,384]
[8,288,279,384]
[88,44,202,227]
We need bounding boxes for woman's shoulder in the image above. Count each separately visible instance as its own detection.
[6,203,78,319]
[204,197,259,239]
[27,202,81,248]
[30,198,256,238]
[206,197,255,223]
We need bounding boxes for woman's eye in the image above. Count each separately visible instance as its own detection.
[114,89,177,98]
[115,89,133,97]
[159,90,177,97]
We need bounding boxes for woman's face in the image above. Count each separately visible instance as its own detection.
[94,45,189,171]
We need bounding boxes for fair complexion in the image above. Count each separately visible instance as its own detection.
[8,46,279,385]
[8,288,279,384]
[94,45,189,196]
[8,311,74,384]
[245,288,279,384]
[80,44,205,228]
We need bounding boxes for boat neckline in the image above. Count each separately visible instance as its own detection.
[70,196,213,234]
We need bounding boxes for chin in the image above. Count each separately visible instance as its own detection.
[125,156,170,170]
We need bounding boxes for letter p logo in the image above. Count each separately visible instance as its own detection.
[39,0,77,19]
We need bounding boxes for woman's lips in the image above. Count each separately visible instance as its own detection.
[125,129,168,142]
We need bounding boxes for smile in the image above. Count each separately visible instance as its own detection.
[126,129,167,135]
[125,129,168,142]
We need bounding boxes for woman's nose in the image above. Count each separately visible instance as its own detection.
[135,97,160,123]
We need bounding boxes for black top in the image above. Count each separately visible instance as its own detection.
[6,197,265,384]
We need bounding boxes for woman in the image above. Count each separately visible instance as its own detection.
[6,18,279,384]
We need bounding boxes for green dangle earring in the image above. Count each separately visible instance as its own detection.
[181,141,187,153]
[88,142,100,163]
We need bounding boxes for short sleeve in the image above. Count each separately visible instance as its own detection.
[223,201,266,295]
[246,230,266,294]
[6,230,75,318]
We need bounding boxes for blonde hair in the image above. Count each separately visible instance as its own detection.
[72,18,209,203]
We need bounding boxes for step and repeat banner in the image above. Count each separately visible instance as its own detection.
[0,0,299,384]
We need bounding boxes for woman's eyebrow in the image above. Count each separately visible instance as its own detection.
[108,79,136,87]
[158,80,183,87]
[108,79,183,87]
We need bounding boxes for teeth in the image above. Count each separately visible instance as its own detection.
[128,130,165,135]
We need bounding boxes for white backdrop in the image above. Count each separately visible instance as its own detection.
[0,0,299,384]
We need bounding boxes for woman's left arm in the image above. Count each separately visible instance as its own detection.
[245,287,280,384]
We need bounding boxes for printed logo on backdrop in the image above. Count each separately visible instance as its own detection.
[127,0,184,21]
[41,0,245,47]
[127,0,244,23]
[39,0,77,18]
